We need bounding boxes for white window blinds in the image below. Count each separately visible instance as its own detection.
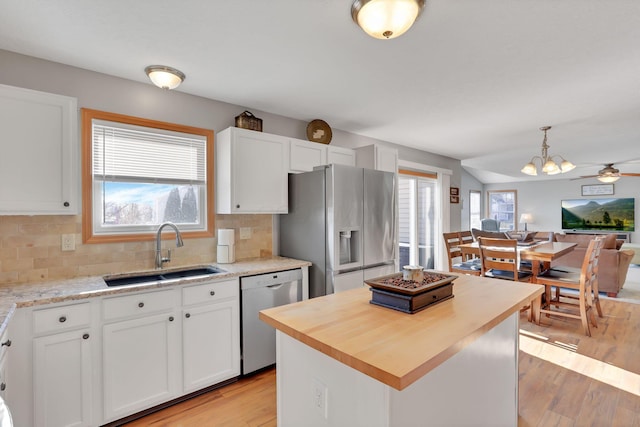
[92,119,206,184]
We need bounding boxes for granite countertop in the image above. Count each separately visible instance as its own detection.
[0,256,311,335]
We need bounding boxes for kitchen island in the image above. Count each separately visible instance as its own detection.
[260,273,543,427]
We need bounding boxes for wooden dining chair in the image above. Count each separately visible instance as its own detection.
[477,237,533,282]
[549,236,605,318]
[535,237,604,336]
[443,232,481,276]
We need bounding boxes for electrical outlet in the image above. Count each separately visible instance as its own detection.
[61,234,75,251]
[240,227,252,240]
[312,378,328,419]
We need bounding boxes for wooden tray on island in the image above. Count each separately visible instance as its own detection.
[365,271,457,296]
[366,271,457,314]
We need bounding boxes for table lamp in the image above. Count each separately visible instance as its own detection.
[519,213,533,232]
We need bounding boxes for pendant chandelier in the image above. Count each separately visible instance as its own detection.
[521,126,575,176]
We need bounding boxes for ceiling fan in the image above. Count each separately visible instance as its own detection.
[574,163,640,183]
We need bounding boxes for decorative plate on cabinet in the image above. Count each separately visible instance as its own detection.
[306,119,332,144]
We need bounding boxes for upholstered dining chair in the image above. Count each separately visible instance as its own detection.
[481,218,500,231]
[535,237,604,336]
[443,232,481,276]
[477,237,533,282]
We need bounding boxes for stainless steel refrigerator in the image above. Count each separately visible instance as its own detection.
[279,164,396,298]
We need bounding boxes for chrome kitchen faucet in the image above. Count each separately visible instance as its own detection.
[155,222,184,269]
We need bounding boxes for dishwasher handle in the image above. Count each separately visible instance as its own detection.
[241,268,303,290]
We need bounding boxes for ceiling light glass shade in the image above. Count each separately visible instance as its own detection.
[542,159,559,174]
[351,0,426,39]
[560,160,576,173]
[145,65,185,90]
[521,162,537,176]
[597,175,620,183]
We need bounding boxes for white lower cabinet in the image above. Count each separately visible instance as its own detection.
[0,326,10,403]
[103,311,180,421]
[182,279,240,393]
[33,329,93,427]
[9,277,241,427]
[182,300,239,392]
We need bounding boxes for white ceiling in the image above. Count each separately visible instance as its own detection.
[1,0,639,183]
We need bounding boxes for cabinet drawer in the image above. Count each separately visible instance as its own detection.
[103,289,175,321]
[182,279,238,306]
[0,327,9,360]
[33,302,91,335]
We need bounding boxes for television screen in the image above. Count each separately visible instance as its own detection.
[561,198,635,232]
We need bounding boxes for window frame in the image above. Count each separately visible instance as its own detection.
[398,169,438,269]
[81,108,215,243]
[486,189,517,232]
[469,190,481,230]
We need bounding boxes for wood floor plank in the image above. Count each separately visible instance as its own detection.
[124,299,640,427]
[536,409,575,427]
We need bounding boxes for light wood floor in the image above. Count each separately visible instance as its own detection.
[123,298,640,427]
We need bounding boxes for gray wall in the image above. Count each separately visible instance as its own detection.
[483,178,638,242]
[0,48,462,229]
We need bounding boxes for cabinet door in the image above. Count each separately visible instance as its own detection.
[289,139,327,172]
[182,300,240,393]
[103,312,179,421]
[33,330,92,427]
[327,146,356,167]
[0,84,78,215]
[375,146,398,173]
[355,144,398,173]
[231,129,289,213]
[0,349,7,403]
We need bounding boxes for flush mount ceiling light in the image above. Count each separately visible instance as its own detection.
[351,0,426,39]
[144,65,185,90]
[521,126,575,176]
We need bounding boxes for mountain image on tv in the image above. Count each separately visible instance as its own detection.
[561,198,635,231]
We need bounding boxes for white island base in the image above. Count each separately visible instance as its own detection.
[276,312,519,427]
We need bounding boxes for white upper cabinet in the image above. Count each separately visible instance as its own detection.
[356,144,398,173]
[327,145,356,167]
[0,84,78,215]
[216,127,289,214]
[289,139,327,172]
[289,138,356,172]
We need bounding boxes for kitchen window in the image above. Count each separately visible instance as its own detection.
[82,109,214,243]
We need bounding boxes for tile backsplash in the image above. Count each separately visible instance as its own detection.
[0,214,273,286]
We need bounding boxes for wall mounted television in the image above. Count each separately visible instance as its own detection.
[561,198,635,232]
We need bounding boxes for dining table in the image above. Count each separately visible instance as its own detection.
[458,240,577,323]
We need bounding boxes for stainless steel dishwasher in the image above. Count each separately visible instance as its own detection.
[241,268,302,375]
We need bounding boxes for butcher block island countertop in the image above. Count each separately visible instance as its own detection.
[260,273,543,391]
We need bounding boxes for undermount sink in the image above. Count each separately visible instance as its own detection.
[104,266,227,287]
